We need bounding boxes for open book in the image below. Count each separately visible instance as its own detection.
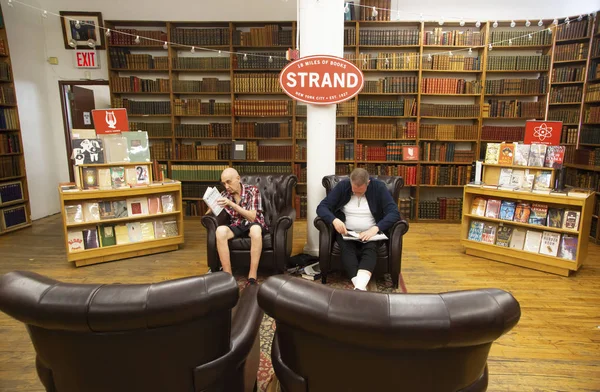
[203,186,224,216]
[342,230,388,243]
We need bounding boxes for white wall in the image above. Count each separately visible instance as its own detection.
[83,85,111,109]
[3,0,599,219]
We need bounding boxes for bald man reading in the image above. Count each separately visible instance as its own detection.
[213,168,267,286]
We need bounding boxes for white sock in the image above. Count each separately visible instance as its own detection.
[352,269,371,291]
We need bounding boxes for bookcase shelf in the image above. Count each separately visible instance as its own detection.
[59,183,184,267]
[463,213,579,235]
[0,5,30,236]
[102,17,600,223]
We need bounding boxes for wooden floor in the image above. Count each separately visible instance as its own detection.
[1,215,600,391]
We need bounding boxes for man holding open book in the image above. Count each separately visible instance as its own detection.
[208,168,267,286]
[317,168,401,291]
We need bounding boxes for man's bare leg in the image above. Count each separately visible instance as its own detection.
[216,225,235,273]
[248,225,263,280]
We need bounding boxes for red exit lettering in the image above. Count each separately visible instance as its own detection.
[76,52,96,68]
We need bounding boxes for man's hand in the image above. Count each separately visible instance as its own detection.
[332,218,348,235]
[217,197,232,208]
[359,226,379,242]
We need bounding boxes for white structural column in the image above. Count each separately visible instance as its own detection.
[299,0,345,255]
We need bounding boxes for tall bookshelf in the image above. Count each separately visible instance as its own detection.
[105,17,600,223]
[0,5,31,235]
[563,14,600,243]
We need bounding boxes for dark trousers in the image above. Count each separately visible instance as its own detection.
[336,234,378,278]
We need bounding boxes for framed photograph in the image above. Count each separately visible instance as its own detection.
[59,11,105,50]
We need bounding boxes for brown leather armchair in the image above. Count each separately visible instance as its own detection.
[258,275,521,392]
[0,271,263,392]
[314,174,409,288]
[202,173,297,274]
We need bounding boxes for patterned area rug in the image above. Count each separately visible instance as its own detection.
[236,272,407,392]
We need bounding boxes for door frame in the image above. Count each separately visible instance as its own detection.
[59,80,109,182]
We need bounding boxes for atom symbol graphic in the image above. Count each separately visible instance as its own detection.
[533,123,553,141]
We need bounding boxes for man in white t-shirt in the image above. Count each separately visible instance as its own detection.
[316,168,401,290]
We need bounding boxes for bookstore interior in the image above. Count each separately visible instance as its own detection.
[1,0,600,391]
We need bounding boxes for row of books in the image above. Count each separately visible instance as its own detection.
[77,164,151,190]
[419,165,471,186]
[356,164,417,185]
[0,63,11,81]
[549,108,580,123]
[108,49,169,70]
[173,79,231,93]
[182,182,223,199]
[555,19,593,41]
[232,52,288,70]
[235,122,291,138]
[480,126,524,141]
[295,145,306,160]
[421,55,481,71]
[423,29,484,46]
[344,28,356,46]
[358,29,420,46]
[110,76,170,93]
[293,164,307,183]
[356,123,417,139]
[232,164,292,175]
[0,133,19,154]
[573,148,600,167]
[490,30,552,46]
[295,194,308,219]
[67,220,179,253]
[176,123,232,138]
[182,200,208,216]
[420,104,480,117]
[234,74,283,93]
[584,83,600,102]
[131,122,171,137]
[482,100,544,119]
[584,107,600,123]
[467,221,577,260]
[421,124,478,140]
[170,164,228,181]
[362,77,418,94]
[472,168,557,194]
[233,100,293,116]
[112,99,171,115]
[109,29,167,46]
[65,194,176,225]
[0,156,20,179]
[335,164,355,175]
[554,43,589,62]
[233,25,292,47]
[72,132,150,165]
[485,142,563,168]
[550,86,583,103]
[484,76,548,95]
[170,27,229,46]
[421,78,482,94]
[357,99,416,117]
[173,99,231,116]
[0,38,6,56]
[150,142,172,160]
[470,197,581,230]
[354,142,416,161]
[552,66,585,83]
[174,143,231,161]
[353,52,420,71]
[172,57,230,70]
[0,181,23,205]
[418,197,463,220]
[0,86,16,105]
[354,0,392,21]
[562,127,579,144]
[398,197,415,220]
[0,204,27,231]
[0,108,18,129]
[580,129,600,145]
[485,55,550,71]
[295,123,356,139]
[421,143,475,163]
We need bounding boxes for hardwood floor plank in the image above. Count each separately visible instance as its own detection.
[0,215,599,391]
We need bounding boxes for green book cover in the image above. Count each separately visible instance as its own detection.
[122,131,150,163]
[99,225,116,247]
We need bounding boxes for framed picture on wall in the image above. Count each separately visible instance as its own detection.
[59,11,105,50]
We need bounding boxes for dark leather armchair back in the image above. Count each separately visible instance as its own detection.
[0,271,263,392]
[322,174,403,200]
[240,174,296,228]
[259,275,521,392]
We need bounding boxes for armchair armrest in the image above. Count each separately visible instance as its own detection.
[201,212,230,272]
[314,216,335,275]
[193,284,264,392]
[272,205,297,273]
[388,219,409,289]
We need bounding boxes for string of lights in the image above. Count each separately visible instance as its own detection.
[3,0,596,63]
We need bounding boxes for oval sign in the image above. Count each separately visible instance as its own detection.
[279,55,364,105]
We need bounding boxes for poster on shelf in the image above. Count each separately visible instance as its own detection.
[92,108,129,135]
[524,121,563,146]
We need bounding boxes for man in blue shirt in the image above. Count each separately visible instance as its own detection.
[317,168,401,290]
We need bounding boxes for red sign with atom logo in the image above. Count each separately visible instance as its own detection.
[524,121,563,146]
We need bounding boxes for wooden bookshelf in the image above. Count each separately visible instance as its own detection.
[104,17,600,223]
[0,5,31,235]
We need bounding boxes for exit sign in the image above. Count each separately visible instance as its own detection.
[74,50,99,68]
